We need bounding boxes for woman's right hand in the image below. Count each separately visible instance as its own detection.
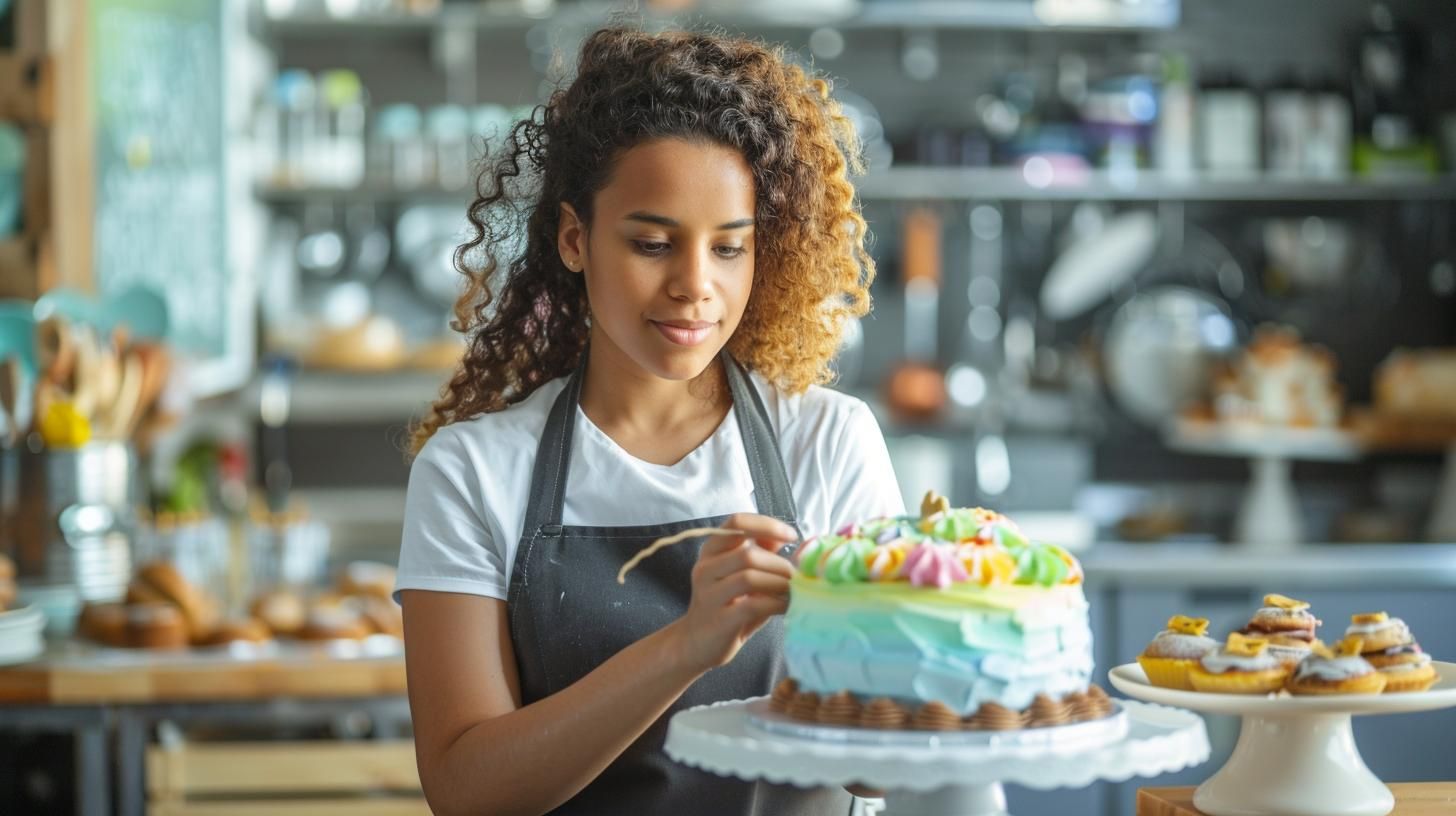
[666,512,798,675]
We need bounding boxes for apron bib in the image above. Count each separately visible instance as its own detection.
[506,354,851,815]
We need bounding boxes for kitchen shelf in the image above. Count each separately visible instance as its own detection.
[246,368,447,424]
[257,0,1177,37]
[258,169,1456,206]
[850,167,1456,202]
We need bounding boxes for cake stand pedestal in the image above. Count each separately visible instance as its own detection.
[664,698,1209,816]
[1109,661,1456,816]
[1166,420,1362,550]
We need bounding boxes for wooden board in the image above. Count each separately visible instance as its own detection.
[149,800,430,816]
[0,641,407,704]
[147,740,421,796]
[1137,784,1456,816]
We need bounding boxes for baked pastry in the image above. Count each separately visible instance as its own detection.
[250,590,307,636]
[126,602,189,649]
[1286,638,1387,695]
[1211,325,1343,428]
[1374,348,1456,420]
[1365,643,1438,693]
[1241,594,1321,642]
[135,561,219,641]
[1264,633,1315,669]
[1138,615,1218,690]
[338,561,397,600]
[355,595,404,638]
[203,618,273,646]
[77,602,130,647]
[1344,611,1410,652]
[782,492,1096,730]
[296,606,371,641]
[1189,633,1290,694]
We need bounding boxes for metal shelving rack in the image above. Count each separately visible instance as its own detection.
[258,168,1456,206]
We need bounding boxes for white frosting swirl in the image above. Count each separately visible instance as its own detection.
[1201,649,1279,674]
[1294,655,1375,682]
[1345,617,1409,640]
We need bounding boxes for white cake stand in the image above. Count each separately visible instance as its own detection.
[1165,419,1362,550]
[1109,661,1456,816]
[664,697,1209,816]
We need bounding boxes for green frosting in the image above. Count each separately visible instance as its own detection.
[994,524,1030,554]
[1013,542,1069,587]
[929,511,981,542]
[797,535,840,578]
[822,537,875,584]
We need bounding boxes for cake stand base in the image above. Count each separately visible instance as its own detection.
[1111,662,1456,816]
[1194,713,1391,816]
[881,783,1009,816]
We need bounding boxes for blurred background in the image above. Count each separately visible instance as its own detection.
[0,0,1454,814]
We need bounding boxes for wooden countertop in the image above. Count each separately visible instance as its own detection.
[0,636,406,705]
[1138,784,1456,815]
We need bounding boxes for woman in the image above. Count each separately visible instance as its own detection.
[397,26,902,815]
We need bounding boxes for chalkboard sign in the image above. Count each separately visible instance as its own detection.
[90,0,230,363]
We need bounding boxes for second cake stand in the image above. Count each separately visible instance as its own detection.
[1109,661,1456,816]
[664,697,1209,816]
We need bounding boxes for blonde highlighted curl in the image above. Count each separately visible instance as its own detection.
[410,26,875,454]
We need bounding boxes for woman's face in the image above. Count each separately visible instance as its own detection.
[559,138,757,383]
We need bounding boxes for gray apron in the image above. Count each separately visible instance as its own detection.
[507,354,852,816]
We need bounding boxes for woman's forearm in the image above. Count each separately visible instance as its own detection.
[423,621,702,816]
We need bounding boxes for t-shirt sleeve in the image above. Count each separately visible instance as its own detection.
[825,400,906,530]
[394,428,509,602]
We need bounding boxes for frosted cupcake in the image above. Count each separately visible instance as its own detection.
[1286,638,1386,696]
[1241,594,1321,642]
[1139,615,1219,691]
[1189,633,1290,694]
[1348,613,1437,692]
[1344,611,1411,652]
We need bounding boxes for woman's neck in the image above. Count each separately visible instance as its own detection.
[577,337,732,467]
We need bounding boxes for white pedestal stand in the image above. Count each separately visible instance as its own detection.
[1110,662,1456,816]
[1166,421,1362,551]
[664,698,1209,816]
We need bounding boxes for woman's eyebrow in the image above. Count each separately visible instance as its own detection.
[624,211,755,230]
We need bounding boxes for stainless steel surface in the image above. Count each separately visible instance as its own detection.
[1,442,138,604]
[1083,543,1456,587]
[258,170,1456,205]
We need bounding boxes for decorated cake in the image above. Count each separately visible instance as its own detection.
[770,492,1109,730]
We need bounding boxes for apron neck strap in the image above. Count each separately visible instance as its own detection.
[521,350,799,533]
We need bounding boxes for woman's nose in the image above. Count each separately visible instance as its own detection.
[667,245,714,302]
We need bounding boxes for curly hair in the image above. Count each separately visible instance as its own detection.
[409,25,875,454]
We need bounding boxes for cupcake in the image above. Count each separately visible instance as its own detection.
[1286,638,1387,695]
[1344,611,1411,653]
[1366,643,1438,693]
[1264,633,1315,669]
[1241,593,1321,642]
[1189,632,1290,694]
[1139,615,1219,690]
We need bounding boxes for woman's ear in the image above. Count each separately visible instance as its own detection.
[558,203,587,273]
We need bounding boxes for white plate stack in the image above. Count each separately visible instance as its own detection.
[0,605,46,665]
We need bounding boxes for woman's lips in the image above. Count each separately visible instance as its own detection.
[652,320,714,346]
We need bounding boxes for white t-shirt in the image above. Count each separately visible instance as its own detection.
[395,373,905,602]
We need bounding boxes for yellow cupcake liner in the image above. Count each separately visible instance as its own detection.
[1382,665,1438,693]
[1286,671,1387,696]
[1189,666,1289,694]
[1138,655,1199,691]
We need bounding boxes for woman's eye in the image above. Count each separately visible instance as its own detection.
[715,246,747,259]
[633,240,670,256]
